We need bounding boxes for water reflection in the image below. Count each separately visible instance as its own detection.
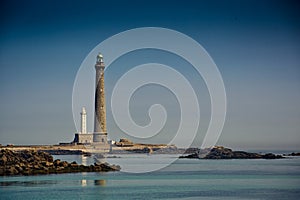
[80,179,106,187]
[81,179,87,187]
[94,179,106,186]
[0,180,57,187]
[79,153,108,165]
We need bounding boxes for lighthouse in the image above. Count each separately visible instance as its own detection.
[93,53,109,147]
[80,107,87,134]
[73,54,110,152]
[73,106,93,144]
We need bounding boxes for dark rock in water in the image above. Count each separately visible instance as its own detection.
[0,154,7,165]
[53,159,61,167]
[203,147,263,159]
[183,148,200,154]
[94,162,121,171]
[179,153,200,159]
[5,166,18,175]
[60,161,69,168]
[107,155,121,158]
[262,153,283,159]
[180,146,284,159]
[284,152,300,156]
[0,149,120,176]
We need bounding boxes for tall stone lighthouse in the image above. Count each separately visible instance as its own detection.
[93,53,109,149]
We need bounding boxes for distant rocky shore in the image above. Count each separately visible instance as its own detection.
[0,149,120,176]
[284,152,300,156]
[180,146,284,159]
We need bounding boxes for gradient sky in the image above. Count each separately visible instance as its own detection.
[0,0,299,150]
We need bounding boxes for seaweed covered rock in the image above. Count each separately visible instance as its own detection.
[0,149,120,176]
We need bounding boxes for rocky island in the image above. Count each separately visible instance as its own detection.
[284,152,300,156]
[180,146,284,159]
[0,138,179,155]
[0,149,120,176]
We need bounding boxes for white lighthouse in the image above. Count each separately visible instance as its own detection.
[73,106,93,144]
[80,107,87,134]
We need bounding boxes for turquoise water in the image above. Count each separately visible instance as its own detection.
[1,155,300,199]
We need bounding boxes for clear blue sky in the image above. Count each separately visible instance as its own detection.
[0,0,299,150]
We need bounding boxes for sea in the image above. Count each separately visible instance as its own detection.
[0,154,300,200]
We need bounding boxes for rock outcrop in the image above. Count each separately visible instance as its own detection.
[180,146,284,159]
[113,138,176,153]
[0,149,120,176]
[284,152,300,156]
[115,138,134,147]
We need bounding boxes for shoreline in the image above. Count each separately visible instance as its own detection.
[1,144,298,158]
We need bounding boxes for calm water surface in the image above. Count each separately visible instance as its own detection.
[0,154,299,200]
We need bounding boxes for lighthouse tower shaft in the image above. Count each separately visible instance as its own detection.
[94,54,107,134]
[93,53,108,146]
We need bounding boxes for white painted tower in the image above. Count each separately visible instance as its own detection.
[80,107,87,134]
[73,106,93,144]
